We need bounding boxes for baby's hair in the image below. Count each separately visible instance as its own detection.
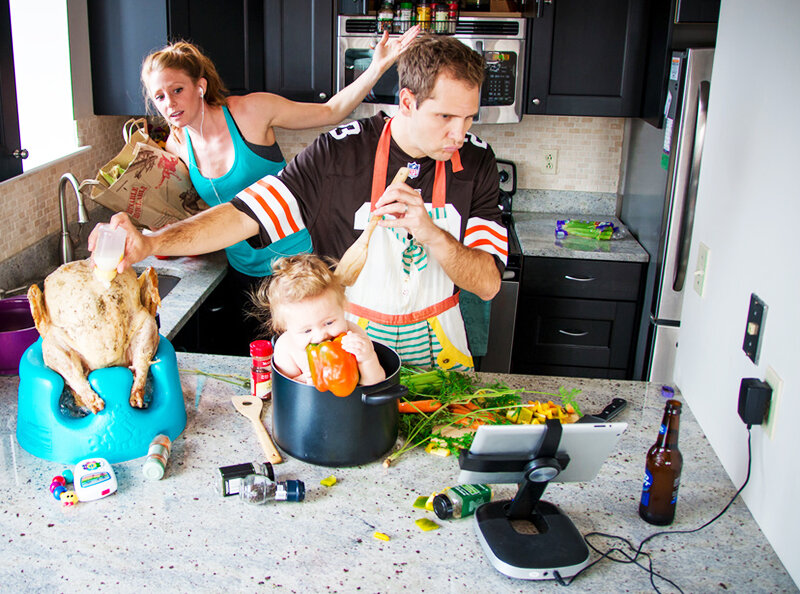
[250,254,345,335]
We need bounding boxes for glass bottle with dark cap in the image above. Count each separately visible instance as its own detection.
[639,399,683,525]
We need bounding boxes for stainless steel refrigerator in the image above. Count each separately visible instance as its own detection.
[619,48,714,382]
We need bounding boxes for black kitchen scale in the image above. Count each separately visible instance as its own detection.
[457,419,627,580]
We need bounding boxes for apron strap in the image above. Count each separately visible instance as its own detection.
[370,117,460,211]
[347,291,460,326]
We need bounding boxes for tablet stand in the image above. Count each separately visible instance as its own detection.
[458,419,590,580]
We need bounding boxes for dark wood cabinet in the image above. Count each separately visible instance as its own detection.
[524,0,650,117]
[639,0,718,127]
[264,0,335,102]
[88,0,265,115]
[511,257,643,379]
[88,0,334,115]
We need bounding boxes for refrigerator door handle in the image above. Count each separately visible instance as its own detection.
[673,79,710,291]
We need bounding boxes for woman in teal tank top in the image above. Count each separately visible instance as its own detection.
[140,33,418,350]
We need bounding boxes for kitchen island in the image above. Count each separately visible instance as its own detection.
[0,353,794,592]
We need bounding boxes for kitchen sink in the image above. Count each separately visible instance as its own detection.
[1,271,181,300]
[157,274,180,299]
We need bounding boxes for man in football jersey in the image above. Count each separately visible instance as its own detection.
[95,35,507,370]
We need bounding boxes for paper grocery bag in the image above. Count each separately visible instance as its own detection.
[81,118,208,229]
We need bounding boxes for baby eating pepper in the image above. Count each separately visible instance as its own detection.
[252,254,385,391]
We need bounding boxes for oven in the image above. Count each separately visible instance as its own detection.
[337,15,526,124]
[480,159,522,373]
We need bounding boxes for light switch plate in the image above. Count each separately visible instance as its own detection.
[693,242,710,296]
[742,293,767,364]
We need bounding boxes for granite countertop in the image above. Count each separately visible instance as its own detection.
[133,252,228,340]
[0,353,794,591]
[514,212,649,263]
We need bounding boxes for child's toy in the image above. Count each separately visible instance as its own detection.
[16,336,186,464]
[73,458,118,502]
[60,491,78,506]
[49,473,79,507]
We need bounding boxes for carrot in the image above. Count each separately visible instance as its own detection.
[398,400,442,414]
[463,401,480,411]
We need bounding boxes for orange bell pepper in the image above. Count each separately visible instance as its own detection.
[305,334,360,397]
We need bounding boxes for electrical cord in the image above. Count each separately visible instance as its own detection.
[554,426,753,592]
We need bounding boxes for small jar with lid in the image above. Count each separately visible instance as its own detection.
[417,0,432,31]
[250,340,273,400]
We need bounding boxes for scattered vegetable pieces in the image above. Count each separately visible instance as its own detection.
[505,399,579,425]
[179,368,251,390]
[414,518,439,532]
[412,496,429,509]
[320,475,337,487]
[386,367,582,466]
[424,442,451,457]
[398,399,442,413]
[373,531,391,541]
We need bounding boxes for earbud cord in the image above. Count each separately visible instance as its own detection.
[198,95,222,203]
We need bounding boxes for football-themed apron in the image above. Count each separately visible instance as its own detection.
[345,118,473,371]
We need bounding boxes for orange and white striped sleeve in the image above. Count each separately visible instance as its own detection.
[231,175,306,245]
[463,217,508,266]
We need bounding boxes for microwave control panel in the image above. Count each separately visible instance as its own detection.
[481,52,517,107]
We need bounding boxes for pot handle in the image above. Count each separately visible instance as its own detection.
[361,383,409,406]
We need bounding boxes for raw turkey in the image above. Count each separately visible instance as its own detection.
[27,259,161,413]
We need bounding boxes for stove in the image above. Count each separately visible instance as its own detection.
[479,159,522,373]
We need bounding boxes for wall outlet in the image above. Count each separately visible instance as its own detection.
[763,366,783,440]
[693,242,710,296]
[542,149,558,175]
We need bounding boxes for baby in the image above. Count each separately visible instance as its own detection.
[254,254,385,387]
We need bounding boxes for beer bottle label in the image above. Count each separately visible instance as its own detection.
[640,468,654,506]
[670,477,681,504]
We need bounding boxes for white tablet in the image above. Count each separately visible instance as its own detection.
[458,422,627,485]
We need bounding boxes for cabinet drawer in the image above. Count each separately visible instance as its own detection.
[522,257,642,301]
[512,296,636,373]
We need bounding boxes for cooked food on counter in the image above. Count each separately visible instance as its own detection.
[27,260,160,413]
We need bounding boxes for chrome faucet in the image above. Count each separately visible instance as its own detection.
[58,173,89,264]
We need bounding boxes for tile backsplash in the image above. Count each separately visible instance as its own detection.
[277,114,625,195]
[0,113,624,267]
[0,115,128,263]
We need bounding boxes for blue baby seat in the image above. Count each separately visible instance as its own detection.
[17,336,186,464]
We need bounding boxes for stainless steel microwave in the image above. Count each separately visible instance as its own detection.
[337,16,527,124]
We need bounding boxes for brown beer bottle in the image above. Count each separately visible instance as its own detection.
[639,399,683,525]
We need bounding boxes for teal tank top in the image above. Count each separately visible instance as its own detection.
[185,106,312,277]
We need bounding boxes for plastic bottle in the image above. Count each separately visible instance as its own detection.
[432,484,492,519]
[239,474,305,504]
[639,399,683,525]
[250,340,273,400]
[142,434,172,480]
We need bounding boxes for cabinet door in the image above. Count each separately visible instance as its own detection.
[170,0,265,96]
[88,0,168,116]
[525,0,649,116]
[264,0,334,102]
[88,0,264,115]
[512,296,636,373]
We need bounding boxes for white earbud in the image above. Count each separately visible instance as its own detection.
[199,88,204,98]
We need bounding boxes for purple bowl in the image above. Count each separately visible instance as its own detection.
[0,296,39,375]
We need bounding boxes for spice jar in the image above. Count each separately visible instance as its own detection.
[250,340,273,400]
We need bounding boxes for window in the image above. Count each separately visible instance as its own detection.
[0,0,78,181]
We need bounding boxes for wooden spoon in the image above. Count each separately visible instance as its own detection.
[231,395,283,464]
[335,167,410,287]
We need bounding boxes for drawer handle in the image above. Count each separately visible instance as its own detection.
[559,329,589,337]
[564,275,595,282]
